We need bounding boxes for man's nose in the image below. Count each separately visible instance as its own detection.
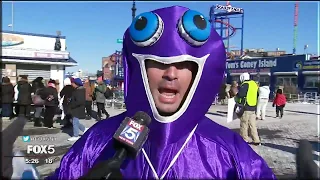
[163,65,178,81]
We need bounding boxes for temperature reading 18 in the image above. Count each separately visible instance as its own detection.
[45,158,54,164]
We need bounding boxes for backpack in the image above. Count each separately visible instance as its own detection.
[104,87,112,99]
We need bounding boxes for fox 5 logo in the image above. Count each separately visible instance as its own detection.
[27,145,55,155]
[120,120,143,143]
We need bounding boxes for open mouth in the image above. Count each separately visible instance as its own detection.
[132,53,210,123]
[159,87,178,99]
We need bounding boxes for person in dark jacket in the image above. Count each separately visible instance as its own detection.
[68,78,88,141]
[17,75,32,119]
[31,77,45,127]
[1,77,14,119]
[84,78,93,120]
[59,78,74,128]
[94,76,110,121]
[40,79,59,128]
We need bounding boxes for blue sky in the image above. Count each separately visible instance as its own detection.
[2,1,319,73]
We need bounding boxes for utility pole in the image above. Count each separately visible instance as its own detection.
[131,0,136,21]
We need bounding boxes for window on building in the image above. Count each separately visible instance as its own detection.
[276,76,298,87]
[252,76,270,83]
[232,76,240,82]
[304,76,320,88]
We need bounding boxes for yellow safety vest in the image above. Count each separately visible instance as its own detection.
[241,80,258,106]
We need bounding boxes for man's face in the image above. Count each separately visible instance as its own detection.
[71,82,77,88]
[146,60,196,116]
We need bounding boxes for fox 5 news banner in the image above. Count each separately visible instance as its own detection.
[113,117,149,157]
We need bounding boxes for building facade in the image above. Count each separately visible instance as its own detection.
[1,30,77,91]
[225,54,320,94]
[102,51,124,89]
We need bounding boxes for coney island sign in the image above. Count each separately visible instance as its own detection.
[215,4,244,13]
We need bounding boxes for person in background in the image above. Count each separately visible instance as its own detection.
[68,78,88,141]
[235,72,261,146]
[41,79,59,129]
[16,75,32,119]
[84,78,93,120]
[1,77,14,120]
[31,77,45,127]
[229,80,239,98]
[55,79,60,93]
[94,77,110,121]
[59,78,74,128]
[256,82,271,120]
[273,88,286,119]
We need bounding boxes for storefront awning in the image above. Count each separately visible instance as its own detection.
[1,55,78,66]
[229,73,243,76]
[273,72,298,76]
[302,71,320,75]
[250,72,271,76]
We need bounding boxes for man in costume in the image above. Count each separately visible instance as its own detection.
[48,6,276,179]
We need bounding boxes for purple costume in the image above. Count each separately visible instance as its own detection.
[48,6,276,179]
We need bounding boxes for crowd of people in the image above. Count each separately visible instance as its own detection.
[221,72,287,146]
[0,75,113,141]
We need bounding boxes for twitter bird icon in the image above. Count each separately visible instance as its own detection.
[22,136,31,142]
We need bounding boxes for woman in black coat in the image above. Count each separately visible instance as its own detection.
[16,75,32,118]
[59,78,74,128]
[40,79,59,128]
[31,77,45,127]
[1,77,14,119]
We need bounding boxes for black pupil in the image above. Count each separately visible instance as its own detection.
[193,15,207,30]
[135,16,147,31]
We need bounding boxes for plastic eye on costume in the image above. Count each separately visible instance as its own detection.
[178,10,211,46]
[129,12,164,47]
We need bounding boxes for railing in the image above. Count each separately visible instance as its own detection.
[105,90,126,109]
[286,92,319,104]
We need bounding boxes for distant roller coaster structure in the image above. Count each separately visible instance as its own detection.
[209,3,244,56]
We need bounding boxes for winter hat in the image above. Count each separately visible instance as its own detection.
[64,78,71,86]
[73,78,83,86]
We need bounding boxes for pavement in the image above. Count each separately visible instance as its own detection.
[2,102,319,179]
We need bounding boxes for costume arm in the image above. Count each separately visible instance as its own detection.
[46,133,90,179]
[232,134,276,179]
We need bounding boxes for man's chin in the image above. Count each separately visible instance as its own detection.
[156,103,180,117]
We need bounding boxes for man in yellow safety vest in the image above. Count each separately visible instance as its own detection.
[235,72,261,146]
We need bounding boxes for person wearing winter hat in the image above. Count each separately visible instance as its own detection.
[59,78,74,128]
[68,78,88,141]
[41,79,59,128]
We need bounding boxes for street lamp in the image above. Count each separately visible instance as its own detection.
[132,0,136,21]
[304,44,308,54]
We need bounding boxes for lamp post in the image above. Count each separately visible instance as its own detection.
[8,1,14,31]
[132,0,136,21]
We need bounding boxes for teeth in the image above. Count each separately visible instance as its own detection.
[161,93,176,98]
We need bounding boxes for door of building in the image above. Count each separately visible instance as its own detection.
[16,64,51,82]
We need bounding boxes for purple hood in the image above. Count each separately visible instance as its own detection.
[123,6,226,146]
[48,6,276,180]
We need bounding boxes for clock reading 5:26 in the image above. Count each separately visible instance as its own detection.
[25,158,39,164]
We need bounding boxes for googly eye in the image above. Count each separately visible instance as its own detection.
[129,12,164,47]
[178,10,211,46]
